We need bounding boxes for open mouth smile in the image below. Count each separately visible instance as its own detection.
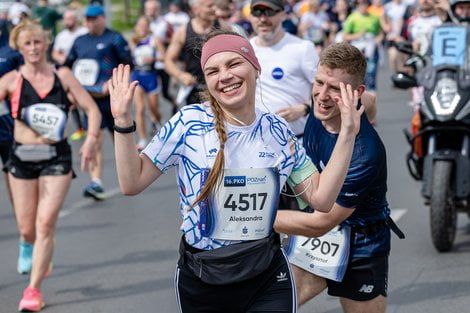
[222,83,242,93]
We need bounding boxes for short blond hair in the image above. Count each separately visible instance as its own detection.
[9,20,50,50]
[319,42,367,87]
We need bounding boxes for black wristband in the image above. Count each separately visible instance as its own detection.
[303,103,311,116]
[113,121,136,133]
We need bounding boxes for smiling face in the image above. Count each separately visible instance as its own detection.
[203,51,257,116]
[313,65,363,130]
[17,29,48,64]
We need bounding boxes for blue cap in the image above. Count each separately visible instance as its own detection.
[85,4,105,17]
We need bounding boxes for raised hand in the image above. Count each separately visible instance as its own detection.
[333,82,364,136]
[109,64,139,124]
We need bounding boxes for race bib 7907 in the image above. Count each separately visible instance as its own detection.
[285,226,350,282]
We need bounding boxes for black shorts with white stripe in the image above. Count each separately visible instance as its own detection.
[174,247,297,313]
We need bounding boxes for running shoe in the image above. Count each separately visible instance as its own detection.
[17,241,33,275]
[18,287,45,312]
[70,128,87,141]
[83,181,107,201]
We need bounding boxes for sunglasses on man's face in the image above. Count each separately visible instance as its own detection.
[251,8,281,17]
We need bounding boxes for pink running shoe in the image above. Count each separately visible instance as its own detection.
[18,287,45,312]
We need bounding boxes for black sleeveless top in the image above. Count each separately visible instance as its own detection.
[179,20,220,85]
[12,71,71,120]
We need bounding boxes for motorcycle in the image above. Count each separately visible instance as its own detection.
[391,23,470,252]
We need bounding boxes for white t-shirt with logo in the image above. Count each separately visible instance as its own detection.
[142,103,312,250]
[251,33,318,136]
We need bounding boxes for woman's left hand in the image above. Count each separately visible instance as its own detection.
[109,64,138,125]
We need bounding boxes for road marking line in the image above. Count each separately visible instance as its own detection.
[390,208,407,222]
[59,187,122,218]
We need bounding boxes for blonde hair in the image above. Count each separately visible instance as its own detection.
[9,19,50,50]
[193,92,228,208]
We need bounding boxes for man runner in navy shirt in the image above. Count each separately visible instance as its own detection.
[275,42,404,313]
[65,4,132,200]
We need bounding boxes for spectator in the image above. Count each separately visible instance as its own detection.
[383,0,407,72]
[214,0,248,37]
[164,0,190,33]
[164,0,219,106]
[343,0,383,93]
[8,0,30,26]
[52,10,88,66]
[31,0,62,38]
[144,0,178,115]
[298,0,330,51]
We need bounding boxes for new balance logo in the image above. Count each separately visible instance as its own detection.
[358,284,374,293]
[276,272,288,282]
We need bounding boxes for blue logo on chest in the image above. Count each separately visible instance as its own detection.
[271,67,284,80]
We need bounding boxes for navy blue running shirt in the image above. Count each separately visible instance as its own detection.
[0,45,22,142]
[65,28,132,94]
[303,103,391,257]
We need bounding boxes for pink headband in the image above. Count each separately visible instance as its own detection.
[200,34,261,72]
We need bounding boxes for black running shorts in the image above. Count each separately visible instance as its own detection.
[175,248,297,313]
[327,256,388,301]
[7,140,73,179]
[84,97,115,133]
[0,140,11,172]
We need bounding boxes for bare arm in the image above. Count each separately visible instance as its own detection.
[0,70,17,101]
[381,14,392,35]
[342,29,366,41]
[275,104,309,122]
[155,37,166,62]
[51,49,66,65]
[59,67,102,172]
[274,203,354,237]
[296,83,364,212]
[297,20,312,38]
[164,24,197,86]
[361,90,377,122]
[109,64,163,195]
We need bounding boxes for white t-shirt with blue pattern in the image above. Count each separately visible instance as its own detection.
[142,102,311,250]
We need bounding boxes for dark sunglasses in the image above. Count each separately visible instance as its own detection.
[251,8,281,17]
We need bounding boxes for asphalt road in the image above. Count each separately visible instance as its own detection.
[1,61,470,313]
